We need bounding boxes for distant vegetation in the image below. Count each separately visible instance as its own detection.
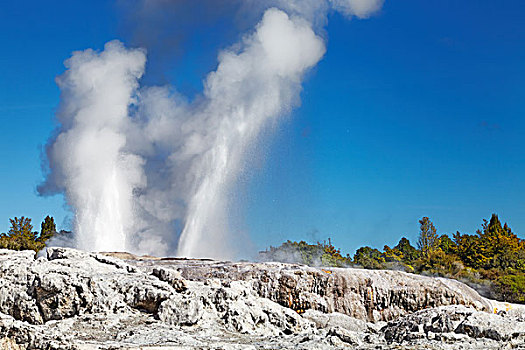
[260,214,525,304]
[0,216,57,253]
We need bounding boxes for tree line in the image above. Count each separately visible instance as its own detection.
[261,214,525,304]
[0,216,57,252]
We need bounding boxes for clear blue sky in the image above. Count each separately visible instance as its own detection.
[1,1,524,254]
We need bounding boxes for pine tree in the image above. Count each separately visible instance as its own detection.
[480,214,520,269]
[5,217,39,251]
[10,217,36,242]
[417,217,440,258]
[39,215,56,243]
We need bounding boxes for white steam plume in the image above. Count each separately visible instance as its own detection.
[176,9,325,257]
[40,0,383,257]
[40,42,146,252]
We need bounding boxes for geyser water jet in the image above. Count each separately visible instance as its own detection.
[177,8,326,257]
[39,0,384,258]
[39,41,147,253]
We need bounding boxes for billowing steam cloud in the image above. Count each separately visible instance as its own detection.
[39,0,384,258]
[39,43,147,253]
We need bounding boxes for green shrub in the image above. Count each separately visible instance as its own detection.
[494,273,525,303]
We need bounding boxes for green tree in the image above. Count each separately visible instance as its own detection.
[39,215,56,243]
[353,246,385,269]
[417,217,440,258]
[453,231,487,269]
[478,214,521,270]
[10,216,37,247]
[394,237,420,263]
[0,217,42,251]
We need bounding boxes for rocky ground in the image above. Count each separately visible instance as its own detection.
[0,248,524,349]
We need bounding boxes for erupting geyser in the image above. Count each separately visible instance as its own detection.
[39,0,384,258]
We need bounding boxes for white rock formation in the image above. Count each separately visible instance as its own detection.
[0,248,524,349]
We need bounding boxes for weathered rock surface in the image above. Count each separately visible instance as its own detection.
[0,248,524,349]
[383,305,525,348]
[138,258,492,321]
